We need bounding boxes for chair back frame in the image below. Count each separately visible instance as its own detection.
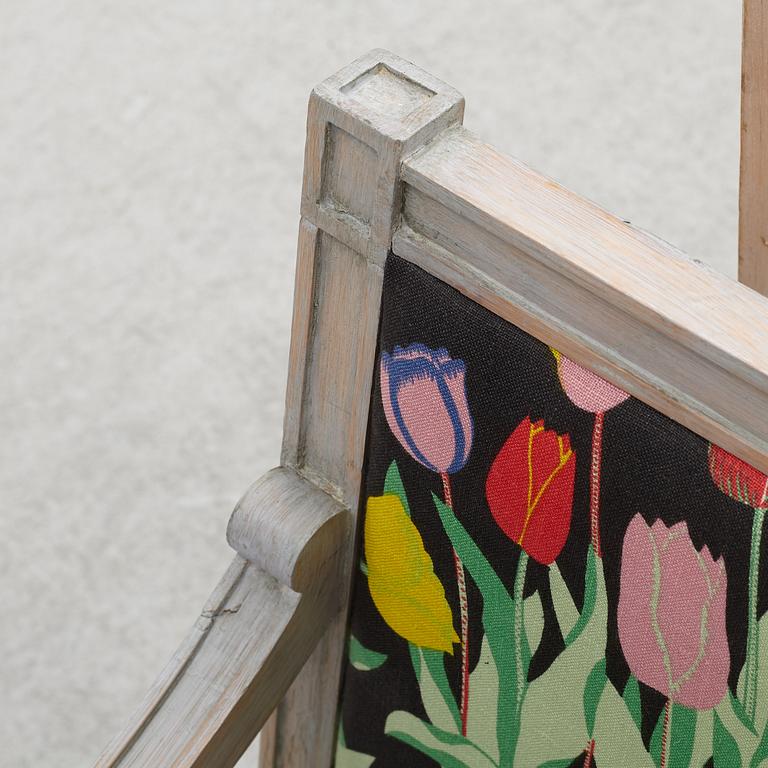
[92,48,768,768]
[263,48,768,768]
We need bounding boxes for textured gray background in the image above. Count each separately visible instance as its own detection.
[0,2,741,766]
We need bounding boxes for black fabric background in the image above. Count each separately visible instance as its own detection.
[335,254,763,767]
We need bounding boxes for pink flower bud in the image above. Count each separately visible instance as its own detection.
[554,351,630,413]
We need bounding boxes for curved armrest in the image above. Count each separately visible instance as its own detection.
[92,467,350,768]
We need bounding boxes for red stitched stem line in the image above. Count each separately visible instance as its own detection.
[590,412,605,558]
[660,699,672,768]
[583,738,595,767]
[441,472,469,736]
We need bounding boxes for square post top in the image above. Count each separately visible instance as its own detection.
[300,49,464,264]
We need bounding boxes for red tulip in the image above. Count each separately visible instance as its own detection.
[486,416,576,565]
[708,443,768,509]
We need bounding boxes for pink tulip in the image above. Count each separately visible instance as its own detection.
[553,351,630,558]
[618,514,730,710]
[556,354,630,414]
[380,344,473,475]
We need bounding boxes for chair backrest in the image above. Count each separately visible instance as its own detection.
[270,49,768,768]
[94,49,768,768]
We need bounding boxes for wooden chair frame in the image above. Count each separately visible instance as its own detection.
[94,46,768,768]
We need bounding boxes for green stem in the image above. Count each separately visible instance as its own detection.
[744,506,765,722]
[513,550,529,717]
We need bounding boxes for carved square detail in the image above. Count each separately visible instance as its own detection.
[320,124,378,226]
[341,63,436,119]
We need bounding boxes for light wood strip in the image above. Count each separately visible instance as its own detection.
[739,0,768,294]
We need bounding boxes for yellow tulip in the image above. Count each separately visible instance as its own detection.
[365,494,459,653]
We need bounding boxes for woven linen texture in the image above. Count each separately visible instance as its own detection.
[333,254,768,768]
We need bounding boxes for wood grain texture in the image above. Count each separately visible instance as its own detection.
[265,49,464,768]
[281,218,319,468]
[739,0,768,294]
[395,126,768,474]
[91,468,348,768]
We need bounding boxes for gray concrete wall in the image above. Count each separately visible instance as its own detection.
[0,2,741,765]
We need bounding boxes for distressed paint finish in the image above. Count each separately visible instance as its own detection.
[92,48,768,768]
[263,50,464,768]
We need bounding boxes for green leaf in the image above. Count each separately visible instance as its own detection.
[549,562,579,640]
[409,644,461,734]
[739,611,768,737]
[516,557,608,765]
[715,693,760,767]
[383,461,410,516]
[731,692,759,736]
[750,721,768,768]
[623,676,642,730]
[431,494,511,612]
[593,683,655,768]
[689,709,713,768]
[432,493,520,766]
[524,590,545,658]
[335,723,376,768]
[650,706,665,767]
[650,703,696,768]
[348,635,387,672]
[385,710,498,768]
[584,659,607,737]
[564,546,599,646]
[537,760,579,768]
[466,635,501,765]
[757,612,768,735]
[714,711,742,768]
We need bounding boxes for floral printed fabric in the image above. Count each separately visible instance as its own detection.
[334,255,768,768]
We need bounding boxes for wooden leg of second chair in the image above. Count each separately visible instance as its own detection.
[739,0,768,295]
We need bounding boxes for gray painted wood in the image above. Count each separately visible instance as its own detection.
[91,468,349,768]
[94,48,768,768]
[264,49,464,768]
